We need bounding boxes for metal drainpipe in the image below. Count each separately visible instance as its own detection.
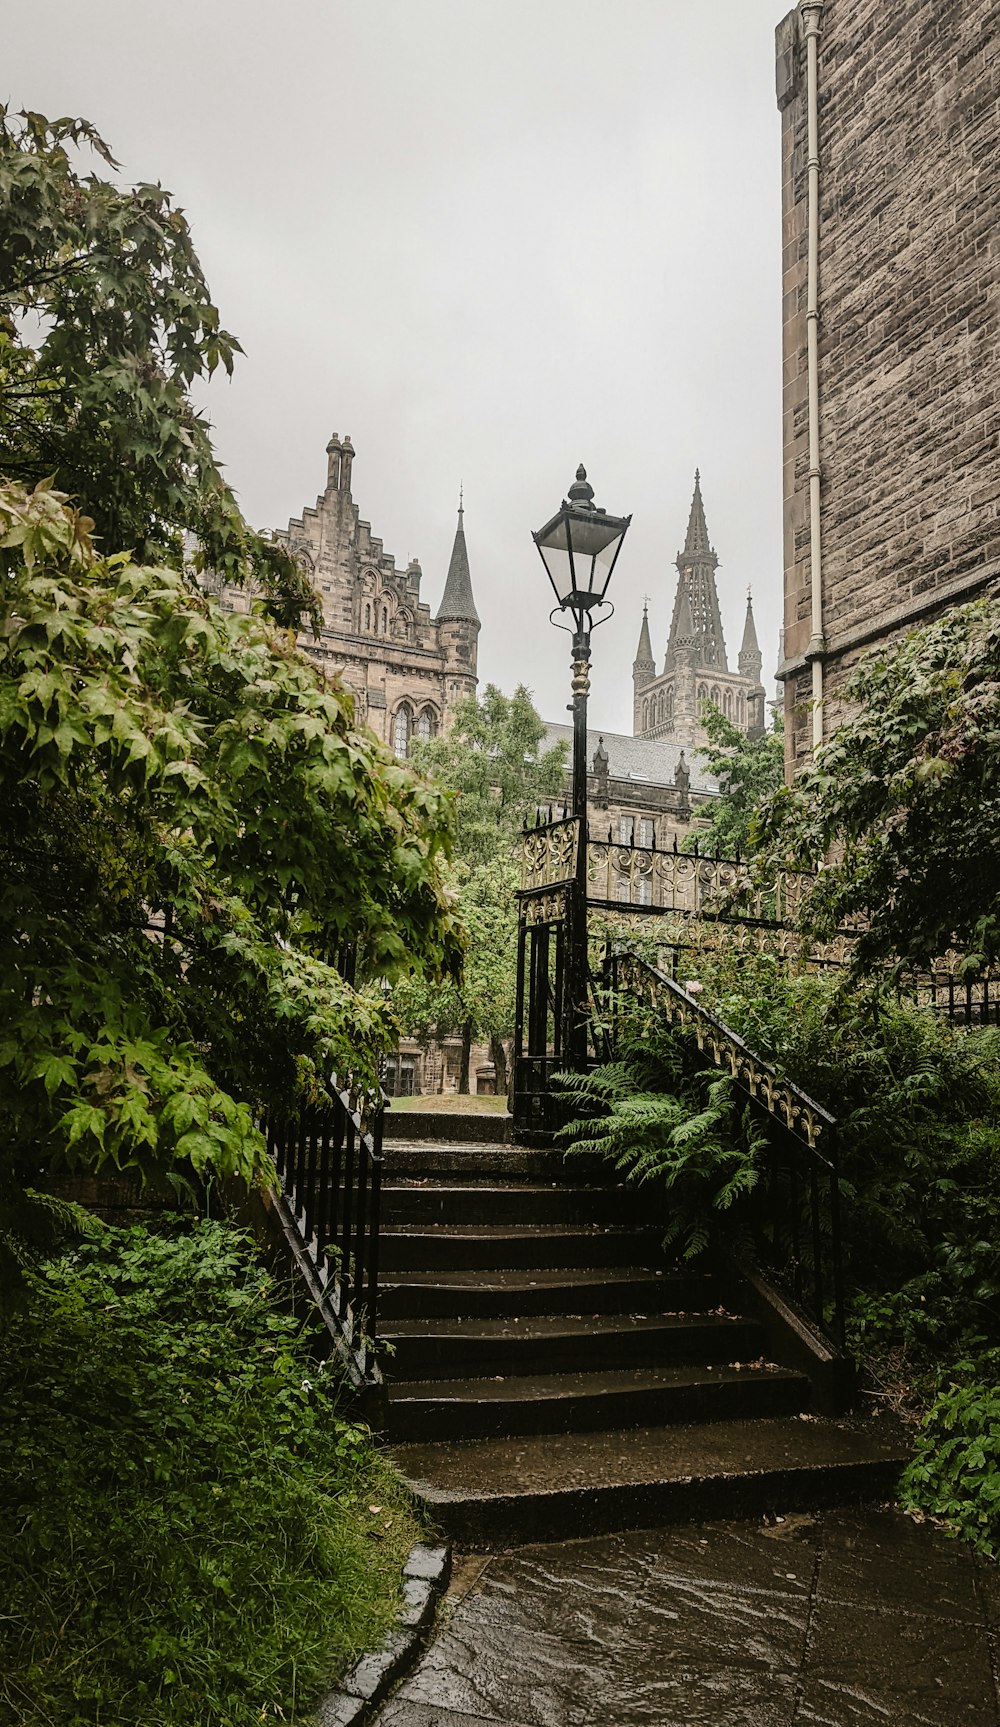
[802,0,825,751]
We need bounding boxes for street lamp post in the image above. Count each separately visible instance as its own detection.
[532,465,631,1070]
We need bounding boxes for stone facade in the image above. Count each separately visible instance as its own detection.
[776,1,1000,773]
[541,723,718,869]
[218,435,479,752]
[632,474,766,747]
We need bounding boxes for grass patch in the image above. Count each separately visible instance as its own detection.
[389,1093,509,1114]
[1,1219,422,1726]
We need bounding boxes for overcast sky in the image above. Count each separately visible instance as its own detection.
[10,0,788,735]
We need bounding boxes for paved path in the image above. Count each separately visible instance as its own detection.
[373,1507,1000,1726]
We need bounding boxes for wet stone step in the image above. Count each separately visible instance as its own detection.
[381,1145,598,1182]
[386,1361,809,1443]
[381,1312,764,1381]
[377,1224,667,1274]
[379,1182,644,1228]
[377,1264,716,1320]
[387,1415,913,1546]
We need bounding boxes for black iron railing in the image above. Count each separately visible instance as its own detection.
[606,949,844,1345]
[914,969,1000,1026]
[269,1076,383,1382]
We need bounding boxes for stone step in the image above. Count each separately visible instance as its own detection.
[388,1415,912,1546]
[378,1223,666,1274]
[378,1264,715,1320]
[382,1116,511,1144]
[380,1181,643,1228]
[386,1361,808,1443]
[382,1143,577,1182]
[381,1311,763,1380]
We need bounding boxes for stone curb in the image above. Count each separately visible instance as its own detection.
[312,1542,451,1727]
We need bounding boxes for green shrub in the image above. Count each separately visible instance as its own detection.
[0,1220,420,1726]
[900,1366,1000,1557]
[556,1018,765,1259]
[595,948,1000,1551]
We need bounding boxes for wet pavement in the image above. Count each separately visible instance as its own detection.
[371,1507,1000,1726]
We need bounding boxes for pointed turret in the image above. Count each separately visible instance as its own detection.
[436,491,479,625]
[436,490,480,722]
[739,587,766,740]
[666,470,728,673]
[632,602,655,688]
[738,589,763,683]
[673,572,696,649]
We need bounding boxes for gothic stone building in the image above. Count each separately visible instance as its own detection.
[776,0,1000,773]
[631,473,766,748]
[222,434,480,752]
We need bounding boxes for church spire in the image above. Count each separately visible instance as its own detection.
[436,489,479,624]
[632,601,655,687]
[683,468,711,556]
[666,469,728,672]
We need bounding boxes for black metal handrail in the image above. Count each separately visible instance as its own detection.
[606,947,845,1345]
[268,1075,383,1382]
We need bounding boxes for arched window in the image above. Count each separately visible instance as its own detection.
[382,606,388,633]
[724,689,733,719]
[415,707,435,742]
[698,683,708,711]
[364,602,371,631]
[711,684,721,709]
[665,687,673,719]
[392,707,410,758]
[641,700,648,731]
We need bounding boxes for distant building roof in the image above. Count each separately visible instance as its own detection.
[541,723,718,796]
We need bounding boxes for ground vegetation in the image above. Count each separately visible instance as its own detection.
[1,1219,420,1725]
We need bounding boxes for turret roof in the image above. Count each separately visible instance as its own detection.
[436,493,479,625]
[739,590,761,659]
[633,603,654,669]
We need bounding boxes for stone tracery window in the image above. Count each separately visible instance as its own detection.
[415,707,436,742]
[392,707,411,758]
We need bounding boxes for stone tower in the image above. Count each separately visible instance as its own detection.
[776,0,1000,772]
[435,491,481,724]
[665,471,728,675]
[738,591,766,739]
[633,472,766,745]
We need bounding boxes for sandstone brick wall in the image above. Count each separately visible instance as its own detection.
[777,0,1000,773]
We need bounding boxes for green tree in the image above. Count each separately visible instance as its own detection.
[0,479,460,1273]
[757,599,1000,973]
[692,701,784,857]
[0,107,313,625]
[399,685,567,1094]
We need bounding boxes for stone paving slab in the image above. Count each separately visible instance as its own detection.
[369,1508,1000,1727]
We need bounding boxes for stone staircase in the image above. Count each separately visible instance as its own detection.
[378,1138,910,1545]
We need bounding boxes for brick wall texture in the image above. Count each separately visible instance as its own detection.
[777,0,1000,772]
